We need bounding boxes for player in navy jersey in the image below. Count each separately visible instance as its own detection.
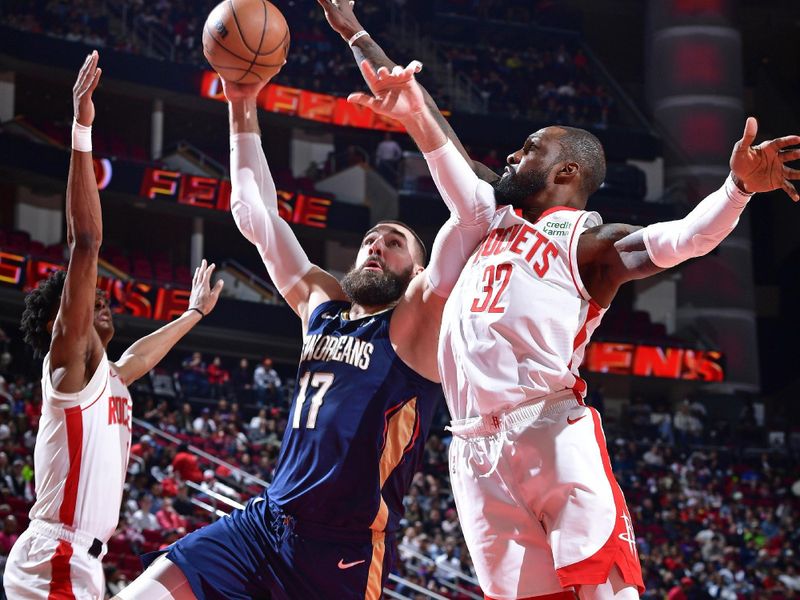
[116,37,495,600]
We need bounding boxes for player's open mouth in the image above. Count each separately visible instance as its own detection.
[363,260,383,272]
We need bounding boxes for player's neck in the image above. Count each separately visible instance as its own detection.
[346,303,395,321]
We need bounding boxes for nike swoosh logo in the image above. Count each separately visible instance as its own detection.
[337,559,366,570]
[567,415,586,425]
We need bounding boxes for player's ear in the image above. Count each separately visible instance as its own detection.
[554,161,579,185]
[412,265,425,277]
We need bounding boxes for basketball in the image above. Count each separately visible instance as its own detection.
[202,0,290,84]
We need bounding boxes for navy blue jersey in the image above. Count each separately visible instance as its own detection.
[267,300,441,534]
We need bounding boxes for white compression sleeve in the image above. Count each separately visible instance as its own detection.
[642,174,753,269]
[423,140,496,296]
[230,133,312,295]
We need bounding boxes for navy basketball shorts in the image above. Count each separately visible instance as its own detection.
[146,497,397,600]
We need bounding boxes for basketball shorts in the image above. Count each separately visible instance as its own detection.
[448,392,645,600]
[145,496,396,600]
[4,519,107,600]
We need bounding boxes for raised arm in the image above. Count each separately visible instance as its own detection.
[316,0,499,183]
[345,62,496,379]
[114,260,223,383]
[49,52,105,394]
[223,80,345,325]
[579,117,800,307]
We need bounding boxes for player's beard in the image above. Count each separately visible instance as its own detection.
[492,166,549,208]
[341,261,413,307]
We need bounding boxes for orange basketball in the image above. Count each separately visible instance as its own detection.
[202,0,290,84]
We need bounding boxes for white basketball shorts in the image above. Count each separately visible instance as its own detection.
[448,392,644,599]
[4,520,107,600]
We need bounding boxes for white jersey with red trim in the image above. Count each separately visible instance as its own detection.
[439,205,605,419]
[29,352,132,542]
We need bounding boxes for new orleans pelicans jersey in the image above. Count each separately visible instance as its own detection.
[439,205,605,420]
[268,301,441,534]
[30,353,132,542]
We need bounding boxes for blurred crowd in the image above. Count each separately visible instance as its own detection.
[3,0,617,125]
[0,339,797,599]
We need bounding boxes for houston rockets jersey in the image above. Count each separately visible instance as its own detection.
[30,352,132,541]
[267,301,441,534]
[439,205,605,420]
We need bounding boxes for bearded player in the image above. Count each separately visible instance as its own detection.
[350,61,800,599]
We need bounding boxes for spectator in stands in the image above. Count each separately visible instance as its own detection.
[0,515,20,556]
[172,484,194,518]
[171,443,204,483]
[192,407,216,435]
[7,458,32,501]
[206,355,230,399]
[375,132,403,185]
[231,357,252,403]
[253,357,281,406]
[674,400,703,447]
[180,351,208,397]
[200,468,240,503]
[155,498,187,536]
[130,495,159,531]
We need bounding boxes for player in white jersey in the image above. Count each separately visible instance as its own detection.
[5,51,224,600]
[350,59,800,598]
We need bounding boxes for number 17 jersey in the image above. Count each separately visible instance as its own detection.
[267,301,441,535]
[439,205,606,420]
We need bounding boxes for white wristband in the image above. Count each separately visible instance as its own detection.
[71,118,92,152]
[348,30,369,47]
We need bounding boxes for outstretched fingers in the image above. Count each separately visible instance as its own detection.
[769,135,800,150]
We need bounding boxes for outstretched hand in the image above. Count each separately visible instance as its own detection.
[730,117,800,201]
[73,51,102,126]
[188,259,224,316]
[347,60,426,122]
[316,0,362,41]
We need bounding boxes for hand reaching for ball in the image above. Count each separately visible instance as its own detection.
[221,78,268,101]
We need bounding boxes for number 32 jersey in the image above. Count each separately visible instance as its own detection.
[439,205,606,420]
[267,301,441,535]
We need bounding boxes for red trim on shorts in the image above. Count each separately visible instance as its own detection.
[48,539,75,599]
[59,406,84,527]
[486,592,576,600]
[555,408,645,594]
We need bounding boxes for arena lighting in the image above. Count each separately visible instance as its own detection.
[0,251,190,322]
[200,71,406,132]
[584,341,724,382]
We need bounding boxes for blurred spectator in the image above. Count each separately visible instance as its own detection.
[0,515,19,555]
[253,358,282,407]
[200,469,240,503]
[156,497,187,535]
[180,352,208,397]
[207,356,230,399]
[193,407,216,435]
[674,400,703,447]
[172,444,204,483]
[130,495,159,531]
[375,132,403,185]
[231,358,253,403]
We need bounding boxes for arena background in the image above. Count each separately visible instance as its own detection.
[0,0,798,598]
